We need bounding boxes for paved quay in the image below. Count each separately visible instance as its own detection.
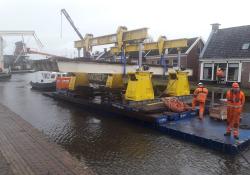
[0,103,94,175]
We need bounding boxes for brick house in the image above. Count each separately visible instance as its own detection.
[200,24,250,88]
[144,37,204,81]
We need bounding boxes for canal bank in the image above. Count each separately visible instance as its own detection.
[0,73,250,175]
[0,102,94,175]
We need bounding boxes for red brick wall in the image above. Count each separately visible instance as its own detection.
[186,40,204,82]
[180,55,188,68]
[241,62,250,88]
[143,39,204,82]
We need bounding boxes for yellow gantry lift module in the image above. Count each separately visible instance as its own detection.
[105,74,123,89]
[111,36,189,99]
[74,26,148,57]
[68,73,89,90]
[165,70,190,96]
[70,26,189,101]
[74,26,148,90]
[125,71,154,101]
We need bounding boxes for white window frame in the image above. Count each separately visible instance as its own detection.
[227,62,240,82]
[200,60,241,82]
[202,63,213,80]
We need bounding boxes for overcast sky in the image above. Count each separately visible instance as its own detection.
[0,0,249,58]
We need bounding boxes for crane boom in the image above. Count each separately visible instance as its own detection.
[61,9,84,40]
[26,48,63,58]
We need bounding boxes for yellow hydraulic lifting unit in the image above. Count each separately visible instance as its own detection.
[105,74,124,89]
[69,73,89,91]
[165,70,190,96]
[125,71,154,101]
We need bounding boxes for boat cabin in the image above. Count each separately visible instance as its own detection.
[32,71,67,84]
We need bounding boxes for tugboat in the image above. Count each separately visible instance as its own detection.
[30,71,67,91]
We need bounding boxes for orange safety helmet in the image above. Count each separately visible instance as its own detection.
[232,82,239,88]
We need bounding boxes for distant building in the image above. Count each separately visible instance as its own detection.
[200,24,250,88]
[3,41,32,70]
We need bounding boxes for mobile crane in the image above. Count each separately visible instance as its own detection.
[61,8,84,57]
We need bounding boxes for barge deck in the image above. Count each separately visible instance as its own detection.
[158,116,250,154]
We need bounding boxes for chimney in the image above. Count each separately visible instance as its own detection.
[211,23,220,32]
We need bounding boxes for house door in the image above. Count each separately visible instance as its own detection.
[214,63,227,83]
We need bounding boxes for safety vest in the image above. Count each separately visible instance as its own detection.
[226,89,244,107]
[195,87,208,103]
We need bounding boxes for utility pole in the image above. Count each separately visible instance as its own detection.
[138,42,143,69]
[177,48,181,69]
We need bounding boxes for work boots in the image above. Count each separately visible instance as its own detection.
[224,131,239,140]
[233,130,239,140]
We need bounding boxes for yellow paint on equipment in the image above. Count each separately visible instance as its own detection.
[69,73,89,90]
[106,74,124,88]
[74,26,148,53]
[165,71,190,96]
[111,38,187,54]
[125,72,154,101]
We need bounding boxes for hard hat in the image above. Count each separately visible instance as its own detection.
[232,82,239,88]
[198,82,203,86]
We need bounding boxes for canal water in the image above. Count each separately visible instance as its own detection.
[0,73,249,175]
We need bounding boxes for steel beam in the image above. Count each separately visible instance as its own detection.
[110,39,187,53]
[74,28,148,49]
[57,61,193,75]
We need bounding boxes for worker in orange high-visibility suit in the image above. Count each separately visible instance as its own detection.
[216,68,224,83]
[192,82,209,119]
[224,82,245,139]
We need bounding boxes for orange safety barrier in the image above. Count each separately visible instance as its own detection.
[162,97,190,113]
[56,77,71,90]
